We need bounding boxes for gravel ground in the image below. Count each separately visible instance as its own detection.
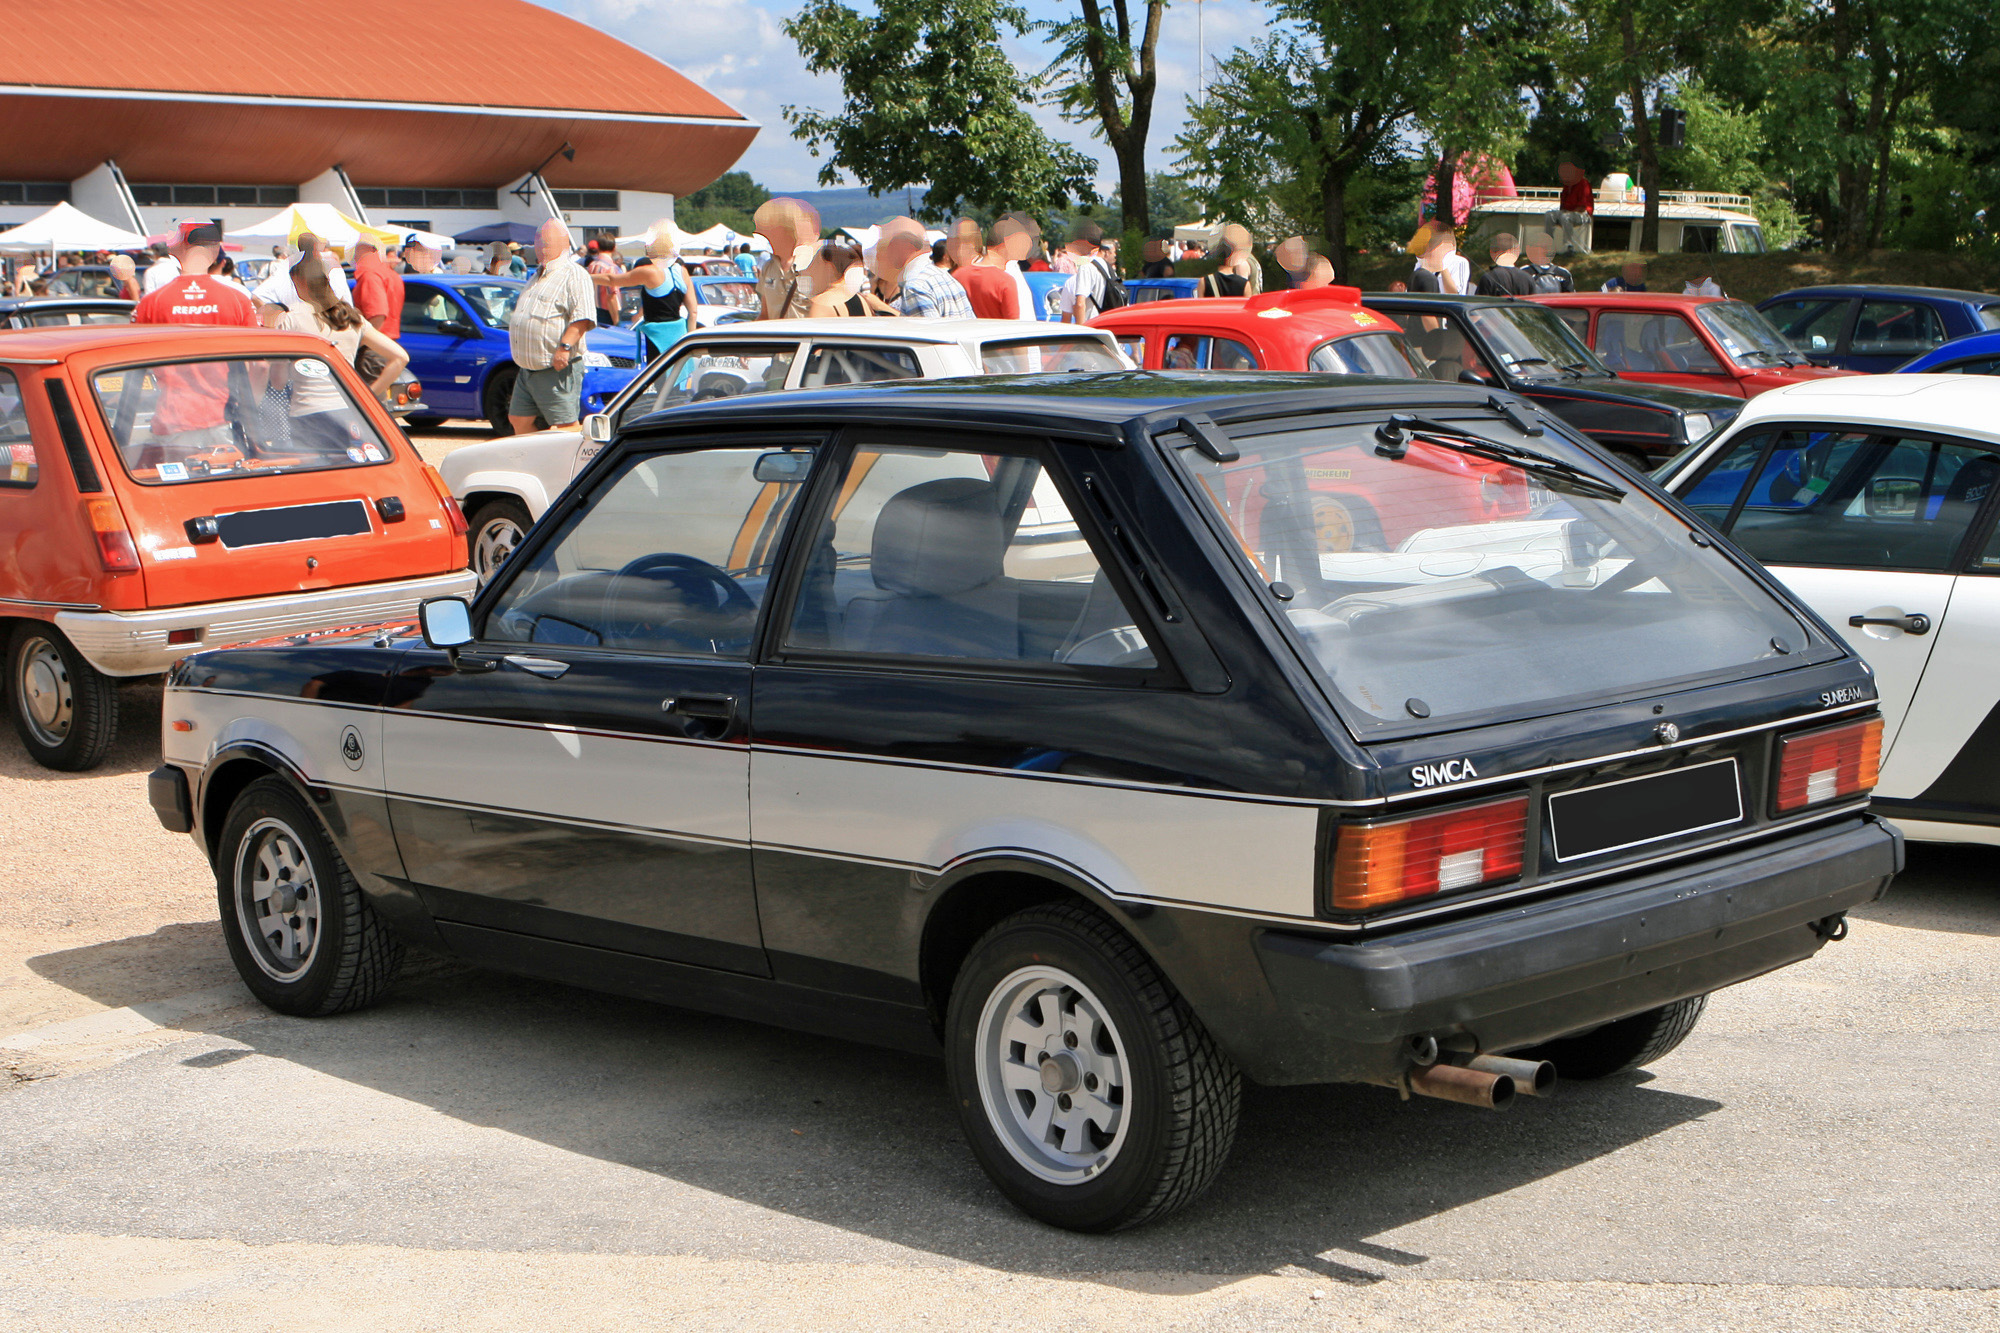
[2,420,1995,1331]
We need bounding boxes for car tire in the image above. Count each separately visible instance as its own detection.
[467,497,533,582]
[482,366,546,436]
[7,623,118,771]
[1311,494,1385,552]
[945,901,1241,1232]
[1515,995,1708,1079]
[405,412,447,430]
[216,776,403,1017]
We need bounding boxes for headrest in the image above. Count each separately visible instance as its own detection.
[1417,327,1463,359]
[1946,454,2000,506]
[870,476,1007,597]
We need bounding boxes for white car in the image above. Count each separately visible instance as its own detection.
[439,318,1134,577]
[1659,375,2000,845]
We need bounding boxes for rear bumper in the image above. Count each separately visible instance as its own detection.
[1238,814,1901,1085]
[54,568,477,676]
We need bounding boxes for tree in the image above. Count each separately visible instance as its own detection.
[782,0,1099,221]
[1036,0,1167,236]
[677,171,771,234]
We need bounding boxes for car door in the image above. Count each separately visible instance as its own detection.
[380,438,820,975]
[1677,425,2000,759]
[1593,310,1742,396]
[1845,299,1951,374]
[399,281,482,417]
[1878,519,2000,821]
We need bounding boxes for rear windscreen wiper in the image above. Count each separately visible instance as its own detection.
[1373,414,1628,501]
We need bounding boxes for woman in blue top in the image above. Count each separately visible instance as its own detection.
[591,230,699,362]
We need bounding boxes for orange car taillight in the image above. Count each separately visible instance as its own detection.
[421,463,469,536]
[1774,717,1882,813]
[83,497,140,573]
[1330,795,1529,912]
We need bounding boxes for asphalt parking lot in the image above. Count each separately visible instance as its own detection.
[2,424,1996,1332]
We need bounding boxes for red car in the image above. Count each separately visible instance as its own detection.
[1533,293,1858,397]
[1095,289,1530,551]
[0,324,474,769]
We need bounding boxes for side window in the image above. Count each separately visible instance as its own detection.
[781,441,1159,669]
[1852,301,1947,357]
[486,445,815,657]
[1596,312,1723,374]
[1114,335,1146,364]
[1160,335,1259,371]
[797,344,921,388]
[1763,299,1849,353]
[1971,524,2000,575]
[1679,430,1777,521]
[1211,338,1258,370]
[1397,315,1488,382]
[1938,356,2000,376]
[400,287,457,334]
[1720,432,2000,572]
[1552,309,1590,343]
[0,368,36,488]
[613,343,798,429]
[1680,224,1721,253]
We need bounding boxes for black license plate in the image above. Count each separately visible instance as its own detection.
[1547,758,1744,862]
[216,500,371,549]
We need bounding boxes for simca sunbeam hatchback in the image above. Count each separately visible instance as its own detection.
[152,372,1900,1231]
[0,324,474,769]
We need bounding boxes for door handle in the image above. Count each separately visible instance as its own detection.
[1849,613,1931,635]
[662,693,736,721]
[502,654,571,679]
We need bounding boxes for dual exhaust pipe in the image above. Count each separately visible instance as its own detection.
[1404,1049,1557,1110]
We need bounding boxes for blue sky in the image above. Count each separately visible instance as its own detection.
[534,0,1274,194]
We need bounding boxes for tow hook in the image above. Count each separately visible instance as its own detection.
[1811,913,1850,942]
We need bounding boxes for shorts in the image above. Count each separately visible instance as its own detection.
[510,359,585,426]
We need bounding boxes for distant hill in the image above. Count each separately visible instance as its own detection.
[788,186,935,231]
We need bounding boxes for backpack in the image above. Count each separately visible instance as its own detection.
[1092,257,1128,311]
[1522,263,1568,295]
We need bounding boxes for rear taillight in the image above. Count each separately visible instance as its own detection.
[421,464,468,536]
[83,497,140,573]
[1775,717,1882,813]
[1330,795,1529,912]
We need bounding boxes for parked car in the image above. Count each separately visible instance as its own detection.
[0,324,474,769]
[1894,328,2000,377]
[1360,293,1745,469]
[1124,277,1201,303]
[1757,285,2000,373]
[40,265,124,298]
[1533,294,1857,397]
[685,257,748,277]
[439,318,1133,577]
[154,372,1898,1232]
[1094,286,1424,379]
[397,275,645,432]
[0,296,133,328]
[1655,375,2000,845]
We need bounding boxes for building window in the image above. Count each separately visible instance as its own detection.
[386,219,432,233]
[133,183,296,208]
[355,188,499,211]
[0,182,71,205]
[553,191,620,212]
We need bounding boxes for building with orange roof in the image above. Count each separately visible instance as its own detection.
[0,0,756,244]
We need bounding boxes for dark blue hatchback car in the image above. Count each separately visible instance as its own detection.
[1757,284,2000,372]
[399,274,644,431]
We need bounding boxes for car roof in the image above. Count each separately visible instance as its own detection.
[677,317,1113,346]
[1534,293,1730,307]
[1094,295,1400,344]
[0,324,320,361]
[1360,293,1533,310]
[0,297,131,312]
[1760,284,2000,305]
[623,369,1505,441]
[1732,374,2000,443]
[414,274,520,287]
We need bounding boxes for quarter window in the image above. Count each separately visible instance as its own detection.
[1595,312,1723,374]
[782,442,1157,669]
[486,446,816,658]
[797,344,921,387]
[0,368,36,487]
[1936,356,2000,376]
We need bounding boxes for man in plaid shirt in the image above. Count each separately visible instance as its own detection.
[877,217,974,320]
[507,219,597,431]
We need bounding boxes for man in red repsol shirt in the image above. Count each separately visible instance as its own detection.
[133,220,261,460]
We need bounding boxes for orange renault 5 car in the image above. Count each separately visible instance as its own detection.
[1094,287,1535,551]
[0,324,474,769]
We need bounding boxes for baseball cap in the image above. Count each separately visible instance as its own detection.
[177,220,223,246]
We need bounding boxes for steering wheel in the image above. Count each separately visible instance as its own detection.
[603,553,755,652]
[616,553,754,610]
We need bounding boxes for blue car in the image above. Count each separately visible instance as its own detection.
[1757,284,2000,372]
[399,274,644,431]
[1125,277,1200,303]
[1895,328,2000,377]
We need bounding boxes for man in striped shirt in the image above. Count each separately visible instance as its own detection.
[877,217,974,320]
[507,219,597,432]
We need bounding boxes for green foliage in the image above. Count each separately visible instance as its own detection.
[675,171,771,236]
[781,0,1099,221]
[1034,0,1167,233]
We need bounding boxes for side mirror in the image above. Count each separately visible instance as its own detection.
[1458,369,1494,385]
[583,413,612,443]
[752,450,813,484]
[1864,476,1920,518]
[419,597,474,652]
[439,319,477,340]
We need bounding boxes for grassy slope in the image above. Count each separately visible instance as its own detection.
[1344,250,2000,302]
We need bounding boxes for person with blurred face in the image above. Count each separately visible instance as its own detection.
[951,219,1019,320]
[400,236,440,275]
[593,225,698,359]
[108,254,139,301]
[1300,255,1336,289]
[350,237,404,338]
[505,219,596,432]
[875,216,973,319]
[1602,259,1649,293]
[753,197,821,319]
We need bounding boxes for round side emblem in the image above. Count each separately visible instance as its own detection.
[1653,721,1681,745]
[339,725,365,770]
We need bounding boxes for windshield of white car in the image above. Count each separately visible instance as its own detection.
[1697,301,1806,365]
[1180,414,1821,730]
[1467,306,1612,380]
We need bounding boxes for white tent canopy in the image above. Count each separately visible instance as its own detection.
[0,202,149,253]
[231,203,401,254]
[1172,220,1223,245]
